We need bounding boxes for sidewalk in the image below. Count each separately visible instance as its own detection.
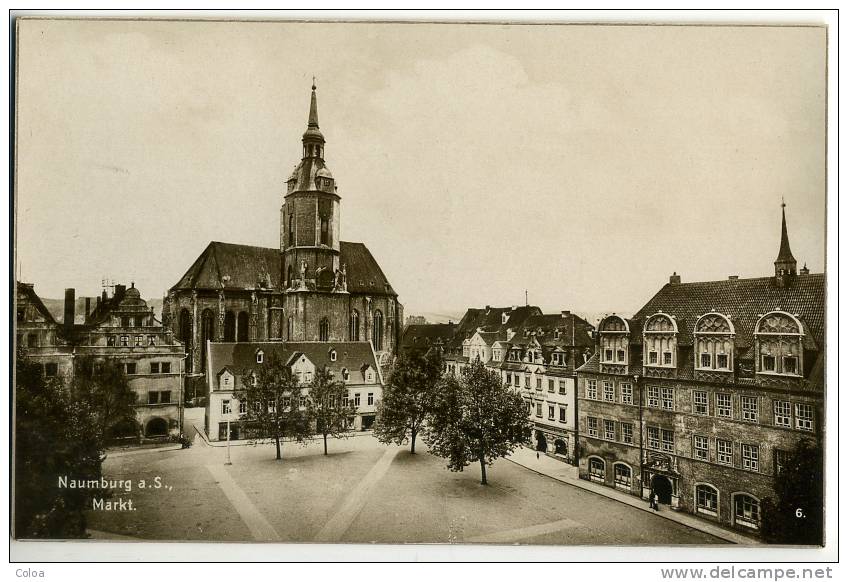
[506,446,762,546]
[192,424,375,448]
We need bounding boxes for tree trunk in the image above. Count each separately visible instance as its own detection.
[323,433,328,455]
[275,425,282,460]
[410,429,417,454]
[479,456,488,485]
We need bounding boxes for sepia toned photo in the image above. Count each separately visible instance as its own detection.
[11,15,830,558]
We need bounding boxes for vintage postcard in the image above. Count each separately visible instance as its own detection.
[11,14,831,562]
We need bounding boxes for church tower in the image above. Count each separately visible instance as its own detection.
[281,83,342,291]
[774,200,798,278]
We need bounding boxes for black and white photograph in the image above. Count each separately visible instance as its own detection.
[8,9,837,570]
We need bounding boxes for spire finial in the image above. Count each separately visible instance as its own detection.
[774,198,797,276]
[307,80,319,129]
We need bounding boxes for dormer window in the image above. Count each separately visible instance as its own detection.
[329,348,337,362]
[755,311,804,377]
[341,368,350,381]
[256,350,264,364]
[502,313,509,324]
[643,313,678,368]
[599,315,629,366]
[694,312,735,372]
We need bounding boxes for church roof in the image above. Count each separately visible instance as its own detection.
[170,240,397,296]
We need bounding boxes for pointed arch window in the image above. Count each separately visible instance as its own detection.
[319,317,330,342]
[350,309,360,341]
[320,217,329,246]
[372,310,384,351]
[223,311,236,342]
[287,316,294,341]
[237,311,249,342]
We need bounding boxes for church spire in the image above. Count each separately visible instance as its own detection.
[774,199,798,277]
[302,80,325,158]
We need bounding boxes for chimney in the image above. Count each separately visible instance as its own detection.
[64,288,75,327]
[728,275,739,281]
[669,272,681,285]
[561,310,571,318]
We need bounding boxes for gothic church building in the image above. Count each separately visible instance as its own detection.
[163,84,402,380]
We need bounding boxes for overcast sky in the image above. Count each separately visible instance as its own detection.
[15,20,826,318]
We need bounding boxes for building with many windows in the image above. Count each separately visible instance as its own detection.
[437,304,594,463]
[576,206,824,533]
[205,341,383,441]
[488,311,595,463]
[163,84,402,391]
[15,281,186,439]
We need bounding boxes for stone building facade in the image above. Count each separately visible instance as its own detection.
[15,281,186,439]
[163,84,402,391]
[206,341,383,441]
[438,304,594,463]
[15,282,75,381]
[576,206,824,534]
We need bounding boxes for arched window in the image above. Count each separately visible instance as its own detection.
[588,457,606,483]
[319,317,330,342]
[287,316,294,341]
[320,217,329,246]
[372,310,384,351]
[695,312,735,371]
[695,483,719,517]
[613,463,632,490]
[755,311,804,376]
[256,350,264,364]
[644,313,678,368]
[733,493,761,529]
[350,309,360,341]
[329,349,337,362]
[179,308,193,372]
[288,214,294,246]
[287,264,294,288]
[200,308,216,372]
[599,315,629,365]
[237,312,249,342]
[223,311,236,342]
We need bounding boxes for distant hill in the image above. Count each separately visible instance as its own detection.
[406,311,464,325]
[42,296,164,324]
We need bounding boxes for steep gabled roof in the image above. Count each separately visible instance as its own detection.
[207,341,381,386]
[16,282,58,325]
[632,273,825,349]
[170,241,396,296]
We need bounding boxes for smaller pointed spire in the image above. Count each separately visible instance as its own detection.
[308,79,319,129]
[774,200,798,277]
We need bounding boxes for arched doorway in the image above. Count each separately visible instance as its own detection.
[145,417,169,438]
[554,438,568,455]
[535,430,547,452]
[652,475,673,505]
